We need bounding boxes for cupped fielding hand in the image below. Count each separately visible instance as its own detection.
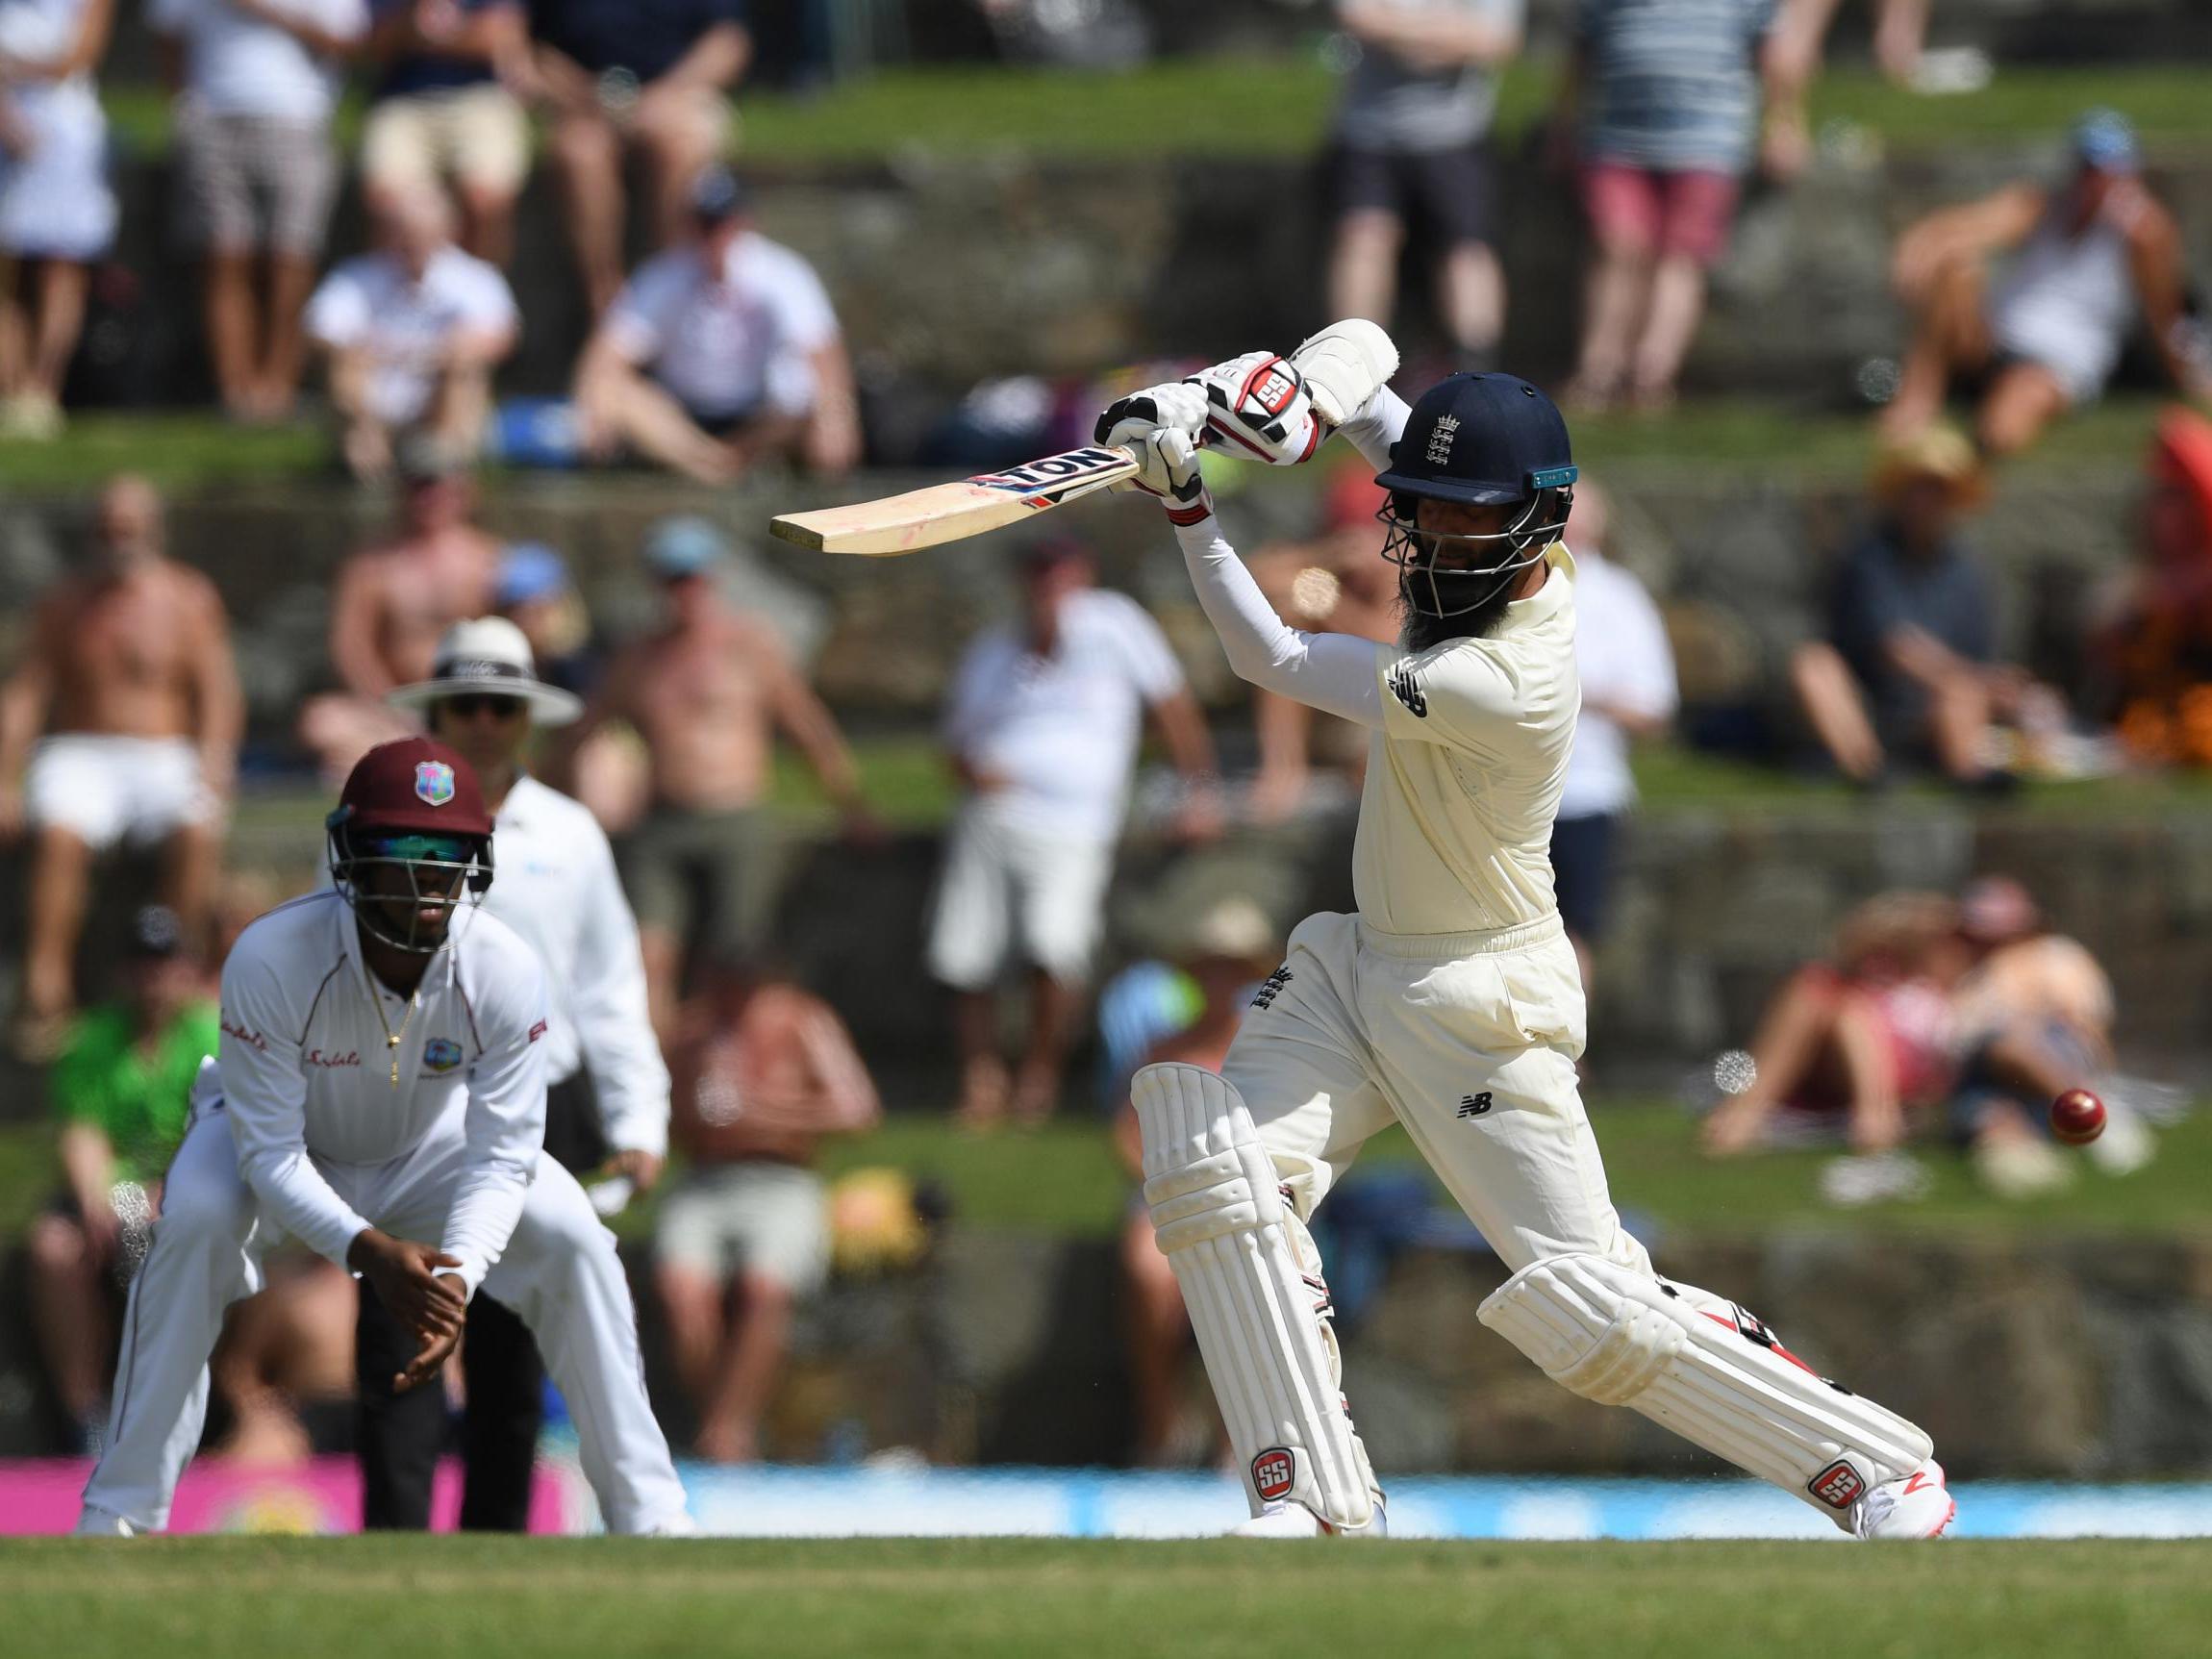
[602,1147,666,1196]
[349,1229,467,1341]
[394,1318,464,1395]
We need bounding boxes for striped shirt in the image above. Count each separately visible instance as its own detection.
[1578,0,1775,175]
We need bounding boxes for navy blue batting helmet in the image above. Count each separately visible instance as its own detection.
[1374,373,1577,619]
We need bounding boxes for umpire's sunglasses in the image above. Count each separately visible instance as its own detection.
[440,693,526,719]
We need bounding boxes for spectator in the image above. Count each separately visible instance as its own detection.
[2098,408,2212,766]
[1110,895,1271,1465]
[150,0,368,423]
[296,438,501,779]
[361,0,532,265]
[1559,0,1805,413]
[932,540,1221,1127]
[1767,0,1929,88]
[1326,0,1524,373]
[657,959,879,1463]
[25,905,214,1447]
[493,541,643,831]
[1246,464,1399,823]
[1552,479,1676,996]
[1945,876,2144,1197]
[574,164,859,485]
[304,187,520,483]
[529,0,750,315]
[565,516,876,1037]
[0,0,118,439]
[1883,111,2208,458]
[1703,891,1969,1155]
[0,476,241,1052]
[1791,427,2054,790]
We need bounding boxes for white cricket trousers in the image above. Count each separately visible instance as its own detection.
[83,1103,691,1534]
[1226,909,1650,1276]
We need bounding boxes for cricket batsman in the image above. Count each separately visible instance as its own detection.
[1094,333,1954,1540]
[75,737,691,1536]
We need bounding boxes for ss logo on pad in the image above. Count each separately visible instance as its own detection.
[1252,1447,1295,1502]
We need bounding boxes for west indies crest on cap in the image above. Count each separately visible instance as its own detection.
[336,737,494,839]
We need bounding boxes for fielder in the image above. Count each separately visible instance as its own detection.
[1095,332,1954,1540]
[75,737,691,1536]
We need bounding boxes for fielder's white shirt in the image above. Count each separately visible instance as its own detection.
[212,890,548,1295]
[1558,546,1676,820]
[483,775,669,1157]
[602,231,841,422]
[304,246,520,427]
[149,0,367,121]
[941,589,1188,843]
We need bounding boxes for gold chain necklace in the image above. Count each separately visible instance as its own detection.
[360,958,422,1089]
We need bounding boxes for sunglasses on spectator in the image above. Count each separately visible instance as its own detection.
[441,694,526,719]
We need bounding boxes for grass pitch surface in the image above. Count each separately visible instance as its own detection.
[3,1536,2207,1659]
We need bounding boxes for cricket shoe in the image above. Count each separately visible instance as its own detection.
[1852,1460,1954,1540]
[72,1505,140,1538]
[1231,1500,1389,1540]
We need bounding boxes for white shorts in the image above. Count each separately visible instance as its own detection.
[24,735,216,851]
[0,92,114,261]
[925,805,1115,990]
[1225,909,1650,1278]
[653,1162,830,1296]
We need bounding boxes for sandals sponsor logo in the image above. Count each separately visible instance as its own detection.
[306,1048,361,1068]
[220,1018,267,1052]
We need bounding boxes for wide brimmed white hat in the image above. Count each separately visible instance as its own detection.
[386,616,584,726]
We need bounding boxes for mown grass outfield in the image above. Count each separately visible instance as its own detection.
[3,1536,2208,1658]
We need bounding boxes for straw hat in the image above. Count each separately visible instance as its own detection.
[1870,425,1990,511]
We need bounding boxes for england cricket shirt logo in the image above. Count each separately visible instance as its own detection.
[1425,414,1459,465]
[415,760,456,806]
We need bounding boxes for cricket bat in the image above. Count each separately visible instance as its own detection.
[767,444,1144,556]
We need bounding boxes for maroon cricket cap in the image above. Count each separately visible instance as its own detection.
[336,737,493,838]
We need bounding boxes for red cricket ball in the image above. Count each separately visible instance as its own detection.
[2050,1088,2107,1146]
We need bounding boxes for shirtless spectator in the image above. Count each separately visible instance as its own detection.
[566,516,874,1036]
[1884,110,2208,458]
[573,165,860,486]
[1945,875,2139,1196]
[303,188,520,483]
[656,959,879,1463]
[0,477,241,1051]
[530,0,750,315]
[1703,891,1970,1156]
[1109,896,1271,1466]
[296,439,501,779]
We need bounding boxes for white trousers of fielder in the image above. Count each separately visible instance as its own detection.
[1136,910,1936,1534]
[83,1100,691,1534]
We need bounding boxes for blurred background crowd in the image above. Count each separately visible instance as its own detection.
[2,0,2212,1501]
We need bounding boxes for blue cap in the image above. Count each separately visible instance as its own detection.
[495,542,569,608]
[2073,109,2139,174]
[690,164,749,222]
[1375,373,1577,507]
[643,515,730,579]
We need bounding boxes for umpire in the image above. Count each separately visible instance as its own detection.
[360,616,670,1529]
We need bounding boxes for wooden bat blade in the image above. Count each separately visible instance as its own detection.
[768,445,1141,556]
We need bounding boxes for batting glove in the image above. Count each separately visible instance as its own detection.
[1096,383,1216,523]
[1188,351,1324,466]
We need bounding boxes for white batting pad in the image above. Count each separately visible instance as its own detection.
[1134,1063,1379,1532]
[1479,1253,1932,1524]
[1289,320,1400,427]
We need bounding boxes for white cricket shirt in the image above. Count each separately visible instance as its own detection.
[213,889,549,1295]
[1364,546,1581,933]
[304,246,520,427]
[601,231,841,422]
[941,589,1188,843]
[482,775,669,1157]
